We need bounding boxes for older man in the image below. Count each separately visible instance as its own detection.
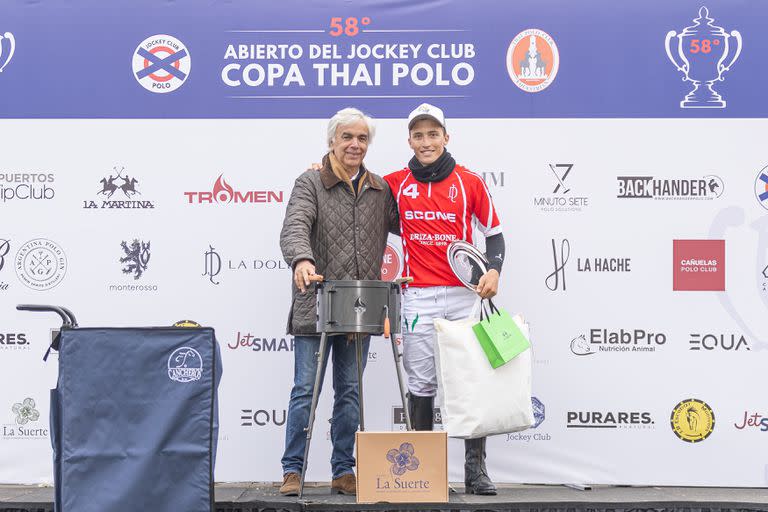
[279,108,399,496]
[384,103,505,495]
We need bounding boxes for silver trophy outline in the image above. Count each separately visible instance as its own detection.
[664,6,742,109]
[0,32,15,73]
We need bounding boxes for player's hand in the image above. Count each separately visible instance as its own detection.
[294,260,317,293]
[476,269,499,299]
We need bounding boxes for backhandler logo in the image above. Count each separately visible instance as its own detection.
[689,333,750,351]
[83,167,155,210]
[184,174,283,205]
[132,34,191,93]
[673,239,725,291]
[240,408,286,427]
[534,164,590,213]
[566,410,655,429]
[2,398,48,441]
[0,173,56,203]
[617,175,723,200]
[571,329,667,356]
[227,332,294,353]
[203,245,289,285]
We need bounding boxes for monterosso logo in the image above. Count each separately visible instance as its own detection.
[506,29,559,93]
[167,347,203,383]
[133,34,191,93]
[0,31,15,73]
[386,442,420,476]
[665,7,741,109]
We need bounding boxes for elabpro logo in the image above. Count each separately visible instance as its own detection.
[0,172,56,203]
[14,239,66,291]
[566,410,655,429]
[534,164,590,213]
[0,31,15,73]
[227,333,294,352]
[184,174,283,205]
[672,239,725,291]
[617,175,723,200]
[506,29,559,93]
[83,167,155,210]
[240,408,286,427]
[572,329,667,356]
[689,333,750,351]
[132,35,191,93]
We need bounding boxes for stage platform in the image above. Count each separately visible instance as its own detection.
[1,483,767,512]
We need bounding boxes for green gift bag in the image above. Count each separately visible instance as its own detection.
[472,299,531,369]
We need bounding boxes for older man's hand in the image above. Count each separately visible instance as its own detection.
[476,269,499,299]
[294,260,317,293]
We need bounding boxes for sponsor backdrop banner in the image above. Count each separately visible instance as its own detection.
[0,0,766,487]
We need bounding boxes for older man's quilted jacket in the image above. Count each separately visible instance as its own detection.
[280,160,399,335]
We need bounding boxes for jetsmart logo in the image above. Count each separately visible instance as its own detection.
[184,174,283,205]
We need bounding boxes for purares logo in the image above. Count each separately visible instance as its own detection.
[386,442,420,476]
[671,398,715,442]
[567,410,655,429]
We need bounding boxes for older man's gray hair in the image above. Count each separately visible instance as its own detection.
[327,107,376,148]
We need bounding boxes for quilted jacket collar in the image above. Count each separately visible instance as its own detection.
[319,153,384,192]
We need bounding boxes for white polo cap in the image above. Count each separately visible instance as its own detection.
[407,103,446,130]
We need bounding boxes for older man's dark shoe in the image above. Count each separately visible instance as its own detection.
[331,473,357,495]
[279,472,300,496]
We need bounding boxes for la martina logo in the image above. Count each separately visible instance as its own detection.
[83,167,155,210]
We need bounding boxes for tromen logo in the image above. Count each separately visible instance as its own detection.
[506,29,559,93]
[133,34,191,93]
[671,398,715,442]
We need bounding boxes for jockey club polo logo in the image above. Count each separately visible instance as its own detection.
[15,239,67,291]
[665,7,742,109]
[83,167,155,209]
[506,29,559,93]
[132,34,191,93]
[184,174,284,205]
[0,31,14,73]
[120,239,150,280]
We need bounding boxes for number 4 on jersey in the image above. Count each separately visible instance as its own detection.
[402,183,419,199]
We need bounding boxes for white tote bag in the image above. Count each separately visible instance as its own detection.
[433,307,534,439]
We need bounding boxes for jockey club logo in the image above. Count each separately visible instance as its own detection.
[120,239,151,280]
[184,174,284,205]
[15,239,67,291]
[0,31,15,73]
[132,34,191,93]
[83,167,155,209]
[506,29,559,93]
[664,7,742,109]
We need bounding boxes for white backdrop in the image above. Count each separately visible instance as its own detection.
[0,119,766,486]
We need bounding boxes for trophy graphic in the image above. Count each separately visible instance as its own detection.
[0,32,14,73]
[665,7,742,108]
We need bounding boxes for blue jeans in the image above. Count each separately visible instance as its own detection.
[281,334,370,479]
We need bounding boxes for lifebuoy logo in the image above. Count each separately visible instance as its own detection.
[133,34,191,93]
